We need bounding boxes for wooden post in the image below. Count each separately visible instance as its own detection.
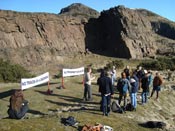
[82,76,84,87]
[62,77,65,89]
[47,81,52,94]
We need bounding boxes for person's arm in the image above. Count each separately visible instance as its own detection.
[109,78,114,95]
[90,74,95,81]
[127,79,131,92]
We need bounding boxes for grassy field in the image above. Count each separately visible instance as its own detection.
[0,74,175,131]
[0,55,175,131]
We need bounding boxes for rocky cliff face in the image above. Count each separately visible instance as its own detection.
[0,9,88,70]
[86,6,175,58]
[0,4,175,72]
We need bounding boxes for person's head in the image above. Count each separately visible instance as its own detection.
[126,65,129,69]
[148,70,152,74]
[130,78,136,83]
[155,72,159,76]
[138,66,142,70]
[121,72,126,79]
[100,69,105,77]
[87,67,92,73]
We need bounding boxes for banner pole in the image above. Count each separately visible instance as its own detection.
[82,76,84,87]
[62,77,65,89]
[47,81,52,95]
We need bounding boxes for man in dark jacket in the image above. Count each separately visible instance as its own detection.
[141,70,150,105]
[98,69,114,116]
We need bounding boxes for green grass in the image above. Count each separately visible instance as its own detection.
[1,74,174,131]
[0,54,175,131]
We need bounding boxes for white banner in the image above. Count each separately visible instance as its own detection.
[21,72,49,90]
[63,67,84,77]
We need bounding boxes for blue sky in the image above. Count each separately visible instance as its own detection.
[1,0,174,22]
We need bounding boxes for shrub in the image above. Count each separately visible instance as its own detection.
[105,60,124,70]
[138,57,175,71]
[0,59,33,82]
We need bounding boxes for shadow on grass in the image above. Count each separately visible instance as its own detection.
[34,81,59,87]
[28,109,46,115]
[45,99,101,113]
[138,121,166,129]
[45,99,80,107]
[0,89,14,99]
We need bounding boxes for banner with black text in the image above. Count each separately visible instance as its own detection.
[62,67,84,77]
[21,72,49,90]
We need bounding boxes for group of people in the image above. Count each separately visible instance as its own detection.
[83,66,163,116]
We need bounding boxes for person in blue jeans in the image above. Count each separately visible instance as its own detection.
[98,69,114,116]
[141,70,150,105]
[130,77,138,111]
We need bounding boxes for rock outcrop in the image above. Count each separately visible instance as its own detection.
[86,6,175,58]
[0,8,89,70]
[0,3,175,72]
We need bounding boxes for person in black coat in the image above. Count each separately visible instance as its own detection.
[141,70,150,105]
[98,69,114,116]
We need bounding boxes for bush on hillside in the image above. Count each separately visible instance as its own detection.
[105,60,124,70]
[0,59,33,82]
[138,57,175,71]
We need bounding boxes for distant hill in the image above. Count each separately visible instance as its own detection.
[59,3,100,18]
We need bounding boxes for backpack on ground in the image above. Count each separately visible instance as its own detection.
[125,103,135,111]
[61,116,79,126]
[111,100,124,114]
[146,121,166,129]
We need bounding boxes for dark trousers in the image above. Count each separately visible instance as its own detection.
[102,95,111,115]
[118,93,127,107]
[84,84,92,100]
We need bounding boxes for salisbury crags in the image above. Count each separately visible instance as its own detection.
[0,3,175,69]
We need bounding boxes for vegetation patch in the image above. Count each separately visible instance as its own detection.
[138,57,175,71]
[0,59,33,82]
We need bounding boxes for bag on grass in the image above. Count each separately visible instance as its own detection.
[61,116,79,126]
[111,100,124,114]
[125,103,135,111]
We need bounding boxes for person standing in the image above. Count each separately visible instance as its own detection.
[98,69,114,116]
[130,71,139,110]
[147,70,153,97]
[83,67,95,101]
[111,66,117,88]
[141,70,150,105]
[124,65,130,80]
[136,66,144,90]
[150,72,163,100]
[117,72,131,109]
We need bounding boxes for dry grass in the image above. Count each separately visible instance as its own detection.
[0,55,175,131]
